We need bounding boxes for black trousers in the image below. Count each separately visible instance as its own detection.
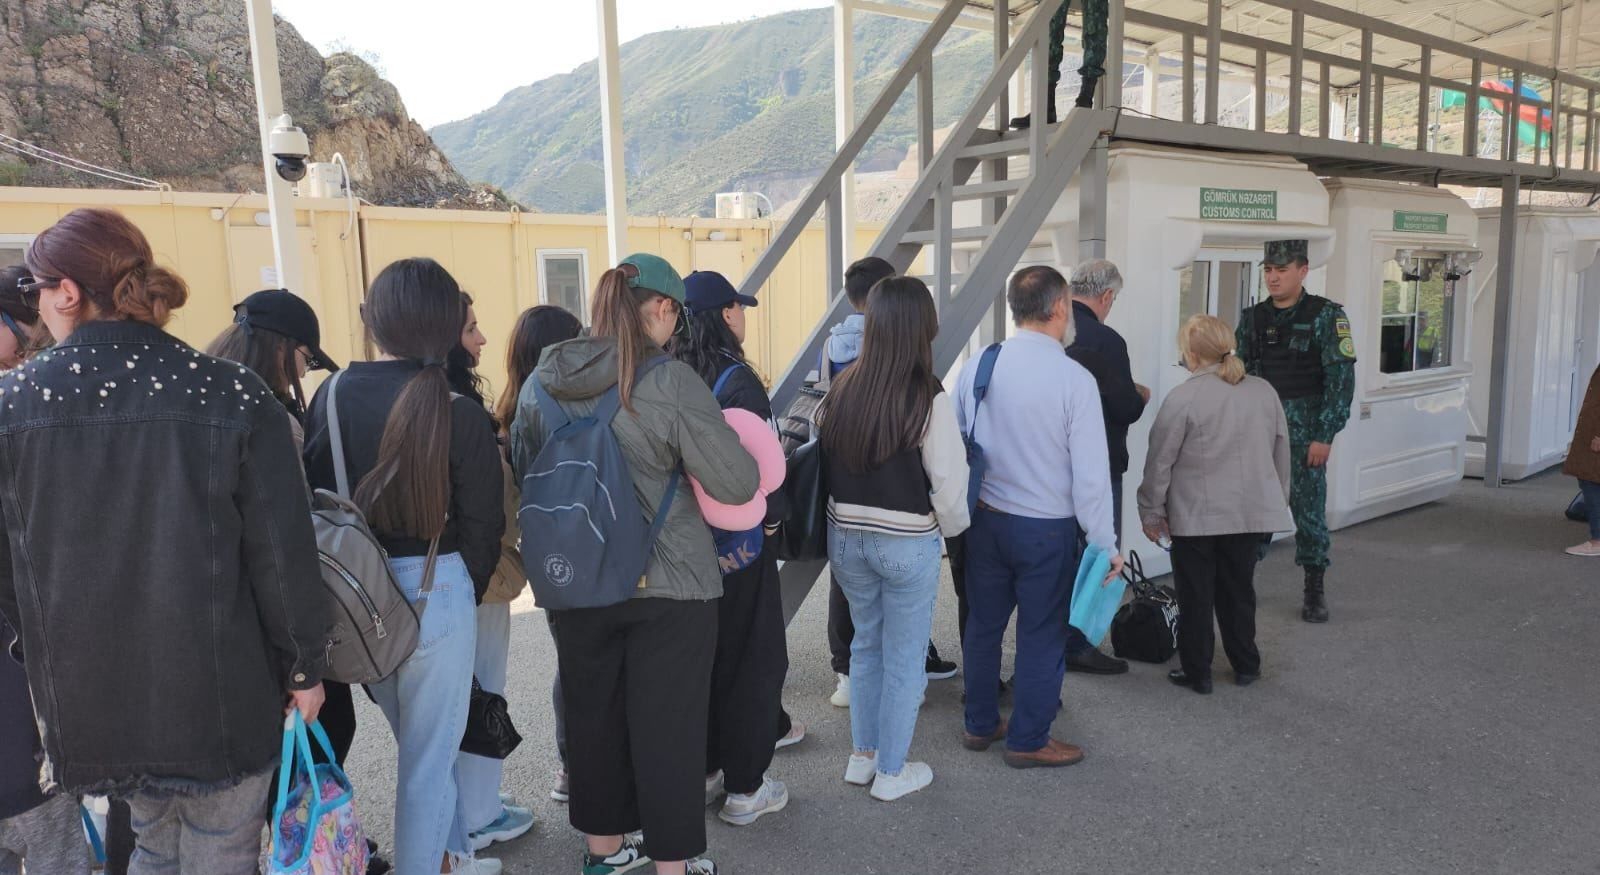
[706,549,788,795]
[1171,533,1263,681]
[551,597,717,863]
[946,534,971,646]
[826,572,854,674]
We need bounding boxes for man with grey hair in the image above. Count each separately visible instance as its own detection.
[953,266,1122,769]
[1064,258,1149,675]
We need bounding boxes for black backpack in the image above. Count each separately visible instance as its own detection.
[1110,552,1180,664]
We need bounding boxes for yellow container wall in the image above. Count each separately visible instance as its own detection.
[0,187,896,403]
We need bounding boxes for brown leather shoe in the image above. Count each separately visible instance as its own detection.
[1002,739,1085,769]
[961,719,1007,752]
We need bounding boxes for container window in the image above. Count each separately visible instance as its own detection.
[1379,257,1454,374]
[539,251,588,322]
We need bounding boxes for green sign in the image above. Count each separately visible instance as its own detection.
[1200,188,1278,221]
[1393,211,1449,233]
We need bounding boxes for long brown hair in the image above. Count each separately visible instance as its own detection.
[819,276,941,474]
[589,265,678,412]
[495,305,583,431]
[205,323,306,416]
[24,208,188,326]
[355,258,464,539]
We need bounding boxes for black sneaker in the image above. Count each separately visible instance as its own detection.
[1065,647,1129,675]
[581,835,650,874]
[925,642,958,680]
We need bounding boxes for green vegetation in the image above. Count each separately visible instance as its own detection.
[430,8,995,215]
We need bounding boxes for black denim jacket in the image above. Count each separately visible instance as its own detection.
[0,320,328,795]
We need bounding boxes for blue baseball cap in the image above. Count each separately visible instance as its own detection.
[683,271,759,315]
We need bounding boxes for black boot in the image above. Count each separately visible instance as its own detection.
[1075,76,1099,109]
[1301,567,1329,624]
[1009,93,1059,129]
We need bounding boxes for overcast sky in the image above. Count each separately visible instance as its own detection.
[270,0,830,128]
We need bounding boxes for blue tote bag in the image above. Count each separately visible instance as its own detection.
[1068,543,1125,647]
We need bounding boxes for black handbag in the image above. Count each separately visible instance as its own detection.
[459,677,522,760]
[1110,552,1180,664]
[776,437,828,561]
[1567,492,1590,523]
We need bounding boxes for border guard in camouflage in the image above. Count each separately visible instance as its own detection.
[1235,239,1356,623]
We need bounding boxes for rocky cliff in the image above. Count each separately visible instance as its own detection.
[0,0,506,208]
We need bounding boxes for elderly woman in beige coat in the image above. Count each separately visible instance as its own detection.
[1138,315,1294,695]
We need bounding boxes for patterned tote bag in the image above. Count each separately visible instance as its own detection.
[269,712,370,875]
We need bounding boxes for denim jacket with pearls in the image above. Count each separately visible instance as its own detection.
[0,319,328,796]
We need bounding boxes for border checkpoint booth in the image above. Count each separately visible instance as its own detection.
[956,148,1490,574]
[1320,180,1480,529]
[1467,207,1600,482]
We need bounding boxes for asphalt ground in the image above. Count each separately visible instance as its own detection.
[342,470,1600,874]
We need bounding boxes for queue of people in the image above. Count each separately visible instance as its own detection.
[0,207,1357,875]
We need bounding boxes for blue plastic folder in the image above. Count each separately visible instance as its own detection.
[1068,544,1125,647]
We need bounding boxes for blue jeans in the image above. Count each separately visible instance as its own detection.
[962,508,1080,753]
[457,602,512,833]
[828,525,942,776]
[369,553,477,875]
[1581,479,1600,540]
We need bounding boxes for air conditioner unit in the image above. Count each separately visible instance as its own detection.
[715,191,765,220]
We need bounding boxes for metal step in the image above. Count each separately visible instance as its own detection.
[952,178,1025,200]
[902,225,994,245]
[957,130,1038,160]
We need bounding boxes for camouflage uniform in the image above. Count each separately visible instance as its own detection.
[1048,0,1108,104]
[1235,243,1356,572]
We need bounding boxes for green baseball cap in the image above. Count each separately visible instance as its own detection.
[619,253,686,303]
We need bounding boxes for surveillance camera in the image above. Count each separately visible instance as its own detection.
[268,114,311,183]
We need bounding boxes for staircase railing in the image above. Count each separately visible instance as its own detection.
[740,0,1073,416]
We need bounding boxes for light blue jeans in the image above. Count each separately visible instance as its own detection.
[369,553,477,875]
[828,525,942,776]
[457,601,512,833]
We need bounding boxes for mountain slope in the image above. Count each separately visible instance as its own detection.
[431,9,993,216]
[0,0,498,207]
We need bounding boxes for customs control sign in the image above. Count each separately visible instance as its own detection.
[1200,188,1278,221]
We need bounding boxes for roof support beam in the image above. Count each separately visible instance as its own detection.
[1485,174,1521,489]
[835,0,858,267]
[595,0,628,265]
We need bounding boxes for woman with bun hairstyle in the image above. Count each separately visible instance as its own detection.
[511,254,758,875]
[1138,314,1293,694]
[0,207,329,872]
[302,258,505,875]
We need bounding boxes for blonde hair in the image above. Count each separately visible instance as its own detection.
[1180,314,1246,385]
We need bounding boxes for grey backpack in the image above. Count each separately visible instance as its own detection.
[313,370,439,684]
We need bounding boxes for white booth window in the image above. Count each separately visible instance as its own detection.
[1179,256,1264,330]
[1379,257,1454,374]
[539,250,588,320]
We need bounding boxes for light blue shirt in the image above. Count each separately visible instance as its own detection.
[954,328,1117,551]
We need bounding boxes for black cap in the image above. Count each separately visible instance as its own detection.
[683,271,758,315]
[233,289,337,371]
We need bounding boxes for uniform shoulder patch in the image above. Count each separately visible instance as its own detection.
[1333,315,1355,358]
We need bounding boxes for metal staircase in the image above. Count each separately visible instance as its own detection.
[732,0,1109,619]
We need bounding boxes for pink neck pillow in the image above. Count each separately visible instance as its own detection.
[691,407,786,530]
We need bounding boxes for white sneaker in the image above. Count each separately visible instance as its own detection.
[843,752,877,786]
[870,762,934,802]
[446,853,502,874]
[1565,540,1600,556]
[774,720,806,751]
[830,673,850,708]
[705,769,725,805]
[550,768,570,803]
[685,858,719,875]
[718,776,789,826]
